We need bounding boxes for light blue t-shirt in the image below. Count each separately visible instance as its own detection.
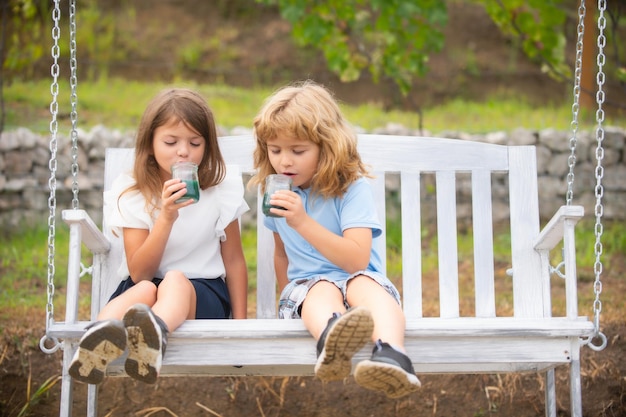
[264,177,384,282]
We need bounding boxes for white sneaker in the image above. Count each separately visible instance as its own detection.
[68,319,127,384]
[122,304,168,384]
[314,306,374,382]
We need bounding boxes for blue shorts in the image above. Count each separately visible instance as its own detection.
[278,271,401,319]
[109,276,231,319]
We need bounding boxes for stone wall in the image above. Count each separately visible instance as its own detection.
[1,125,624,231]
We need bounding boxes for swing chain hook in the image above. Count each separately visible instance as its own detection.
[40,335,61,354]
[583,0,608,353]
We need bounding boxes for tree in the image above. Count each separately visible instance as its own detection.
[0,0,50,134]
[256,0,448,96]
[257,0,620,111]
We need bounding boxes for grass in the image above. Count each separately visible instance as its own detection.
[0,223,91,322]
[3,78,612,134]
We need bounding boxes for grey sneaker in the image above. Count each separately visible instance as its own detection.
[68,319,127,385]
[354,339,421,398]
[314,306,374,382]
[122,303,169,384]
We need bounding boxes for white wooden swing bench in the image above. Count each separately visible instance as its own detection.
[49,133,594,417]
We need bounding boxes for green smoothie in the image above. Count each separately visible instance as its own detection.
[176,179,200,203]
[262,174,292,217]
[262,192,286,217]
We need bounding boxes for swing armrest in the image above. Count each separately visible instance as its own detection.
[62,209,110,254]
[534,205,585,251]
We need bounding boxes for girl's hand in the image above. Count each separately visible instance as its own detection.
[160,179,194,222]
[269,190,308,228]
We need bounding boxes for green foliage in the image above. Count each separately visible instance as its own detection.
[3,0,49,79]
[74,1,133,81]
[472,0,570,80]
[256,0,447,95]
[253,0,595,95]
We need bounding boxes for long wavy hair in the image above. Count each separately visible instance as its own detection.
[250,80,370,198]
[126,88,225,214]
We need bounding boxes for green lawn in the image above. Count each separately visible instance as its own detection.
[4,79,610,134]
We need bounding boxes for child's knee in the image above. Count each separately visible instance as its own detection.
[162,270,188,284]
[161,271,194,292]
[134,280,158,298]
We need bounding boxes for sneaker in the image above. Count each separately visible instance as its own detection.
[354,339,421,398]
[314,306,374,382]
[68,319,127,384]
[122,304,169,384]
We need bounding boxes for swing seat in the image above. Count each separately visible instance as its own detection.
[49,134,594,417]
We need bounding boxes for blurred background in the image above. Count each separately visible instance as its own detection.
[2,0,625,132]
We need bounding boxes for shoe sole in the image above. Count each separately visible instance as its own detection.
[68,321,126,385]
[314,307,374,382]
[123,305,163,384]
[354,359,421,398]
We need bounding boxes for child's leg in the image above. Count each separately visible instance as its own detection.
[346,275,406,350]
[347,275,421,398]
[151,270,196,332]
[122,271,195,384]
[300,280,345,339]
[97,280,158,321]
[302,281,374,382]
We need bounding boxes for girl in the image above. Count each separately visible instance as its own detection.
[69,88,249,385]
[250,80,420,398]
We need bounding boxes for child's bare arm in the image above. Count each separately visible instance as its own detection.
[273,233,289,291]
[221,219,248,319]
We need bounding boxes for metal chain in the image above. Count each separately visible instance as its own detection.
[41,0,62,355]
[586,0,607,352]
[69,0,80,209]
[566,0,587,206]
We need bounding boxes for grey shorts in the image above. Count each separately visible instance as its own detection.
[277,271,401,319]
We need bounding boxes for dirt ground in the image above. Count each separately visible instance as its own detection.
[1,308,625,416]
[2,2,625,416]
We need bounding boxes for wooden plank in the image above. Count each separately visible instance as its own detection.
[534,205,584,250]
[471,170,496,317]
[48,316,594,340]
[256,187,277,319]
[401,171,422,318]
[436,171,459,318]
[356,135,509,172]
[507,146,543,318]
[62,210,110,254]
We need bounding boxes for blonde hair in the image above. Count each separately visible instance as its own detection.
[251,80,370,198]
[127,88,225,214]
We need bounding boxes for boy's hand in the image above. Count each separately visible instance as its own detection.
[269,190,308,228]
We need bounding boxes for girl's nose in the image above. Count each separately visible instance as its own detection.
[177,145,189,157]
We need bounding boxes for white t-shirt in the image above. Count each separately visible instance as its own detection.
[104,166,249,281]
